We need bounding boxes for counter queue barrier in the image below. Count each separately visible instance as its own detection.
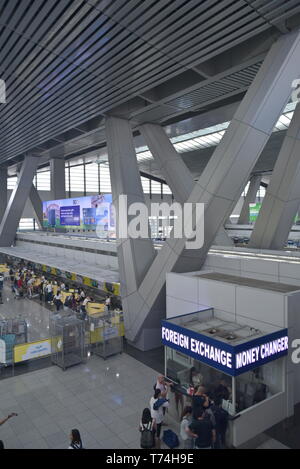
[0,308,125,377]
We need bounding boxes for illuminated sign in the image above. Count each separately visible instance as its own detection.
[161,320,288,376]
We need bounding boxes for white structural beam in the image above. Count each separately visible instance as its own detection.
[50,158,65,200]
[140,123,233,246]
[0,156,40,246]
[238,175,262,224]
[120,29,300,347]
[0,167,7,222]
[29,184,43,230]
[249,102,300,249]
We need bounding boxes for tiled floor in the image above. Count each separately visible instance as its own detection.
[0,353,180,449]
[0,281,293,450]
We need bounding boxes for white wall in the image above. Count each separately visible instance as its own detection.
[204,249,300,287]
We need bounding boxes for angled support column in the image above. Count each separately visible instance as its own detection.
[238,175,262,224]
[105,117,157,349]
[0,156,40,246]
[29,184,43,230]
[0,167,7,222]
[249,102,300,249]
[122,29,300,346]
[140,123,233,246]
[50,158,65,200]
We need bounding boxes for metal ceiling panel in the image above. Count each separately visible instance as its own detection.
[0,0,300,165]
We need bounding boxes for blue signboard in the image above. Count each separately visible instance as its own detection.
[161,319,288,376]
[60,206,80,226]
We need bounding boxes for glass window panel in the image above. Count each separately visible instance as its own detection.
[163,184,172,195]
[85,163,99,193]
[70,165,84,192]
[141,177,150,194]
[99,164,111,193]
[151,180,161,194]
[65,166,70,192]
[36,170,50,191]
[18,218,34,231]
[7,176,17,190]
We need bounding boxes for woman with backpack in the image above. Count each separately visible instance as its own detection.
[139,408,156,449]
[69,429,83,449]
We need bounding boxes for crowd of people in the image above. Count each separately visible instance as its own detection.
[139,374,230,450]
[4,263,114,320]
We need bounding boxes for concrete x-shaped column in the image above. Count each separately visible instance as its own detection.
[250,102,300,249]
[107,29,300,349]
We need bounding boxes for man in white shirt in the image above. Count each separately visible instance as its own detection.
[149,389,169,441]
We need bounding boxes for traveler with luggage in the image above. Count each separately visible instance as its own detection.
[139,408,156,449]
[150,389,169,447]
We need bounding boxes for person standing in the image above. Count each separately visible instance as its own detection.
[150,389,169,446]
[46,282,53,303]
[187,408,216,449]
[139,408,156,449]
[54,290,62,312]
[210,397,229,449]
[180,406,194,449]
[192,386,210,419]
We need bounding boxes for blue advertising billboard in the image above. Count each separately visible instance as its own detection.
[60,206,80,226]
[43,195,116,236]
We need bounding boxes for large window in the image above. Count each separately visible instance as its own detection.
[85,163,100,193]
[18,218,35,231]
[7,176,17,190]
[35,170,50,191]
[69,164,85,192]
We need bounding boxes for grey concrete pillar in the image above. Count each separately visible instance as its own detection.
[140,123,233,246]
[140,123,195,203]
[249,102,300,249]
[0,167,7,222]
[105,116,157,349]
[0,156,39,246]
[121,29,300,346]
[50,158,65,200]
[29,184,43,230]
[238,175,262,224]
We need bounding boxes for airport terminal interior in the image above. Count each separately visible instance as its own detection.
[2,0,300,450]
